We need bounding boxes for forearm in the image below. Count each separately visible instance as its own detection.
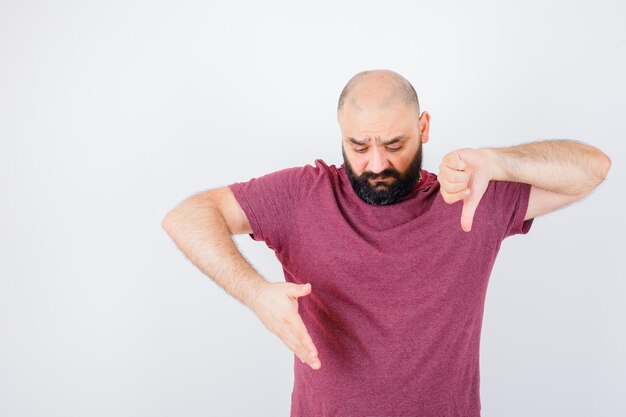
[161,196,267,309]
[484,139,612,195]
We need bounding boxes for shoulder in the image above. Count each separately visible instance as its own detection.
[297,158,343,187]
[309,158,337,176]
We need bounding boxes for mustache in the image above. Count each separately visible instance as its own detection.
[360,170,399,181]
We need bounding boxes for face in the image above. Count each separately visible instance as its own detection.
[338,103,430,205]
[342,140,423,205]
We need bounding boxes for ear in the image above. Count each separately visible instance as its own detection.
[419,111,430,144]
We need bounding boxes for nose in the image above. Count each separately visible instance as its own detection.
[366,147,391,176]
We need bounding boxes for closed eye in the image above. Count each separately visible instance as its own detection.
[354,147,402,153]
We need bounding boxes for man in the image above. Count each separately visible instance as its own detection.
[162,69,611,417]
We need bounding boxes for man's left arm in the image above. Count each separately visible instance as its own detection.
[438,139,612,232]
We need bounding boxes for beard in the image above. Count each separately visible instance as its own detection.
[342,141,423,206]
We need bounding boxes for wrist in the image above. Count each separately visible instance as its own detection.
[245,275,270,311]
[482,147,506,181]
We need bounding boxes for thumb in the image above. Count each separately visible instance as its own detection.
[290,282,311,298]
[461,190,479,232]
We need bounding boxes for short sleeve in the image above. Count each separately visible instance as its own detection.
[227,162,321,252]
[484,180,534,240]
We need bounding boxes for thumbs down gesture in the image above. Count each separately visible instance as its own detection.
[437,148,493,232]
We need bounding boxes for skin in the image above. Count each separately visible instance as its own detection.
[437,148,488,231]
[337,71,431,205]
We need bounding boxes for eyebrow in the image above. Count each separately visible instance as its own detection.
[347,135,406,146]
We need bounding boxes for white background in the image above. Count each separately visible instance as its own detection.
[1,1,624,416]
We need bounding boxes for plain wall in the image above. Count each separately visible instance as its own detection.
[1,1,624,416]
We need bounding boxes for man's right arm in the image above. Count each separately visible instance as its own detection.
[160,186,321,369]
[160,186,265,308]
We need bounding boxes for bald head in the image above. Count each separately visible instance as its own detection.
[337,69,420,120]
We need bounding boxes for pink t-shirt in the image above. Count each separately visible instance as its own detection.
[228,159,533,417]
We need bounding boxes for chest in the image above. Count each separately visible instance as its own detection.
[279,194,500,306]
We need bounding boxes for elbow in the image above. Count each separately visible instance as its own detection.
[161,213,170,232]
[161,208,180,236]
[603,153,612,179]
[161,194,218,237]
[161,215,172,237]
[597,151,612,182]
[161,190,223,238]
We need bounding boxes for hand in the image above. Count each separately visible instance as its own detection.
[437,148,493,232]
[249,281,321,370]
